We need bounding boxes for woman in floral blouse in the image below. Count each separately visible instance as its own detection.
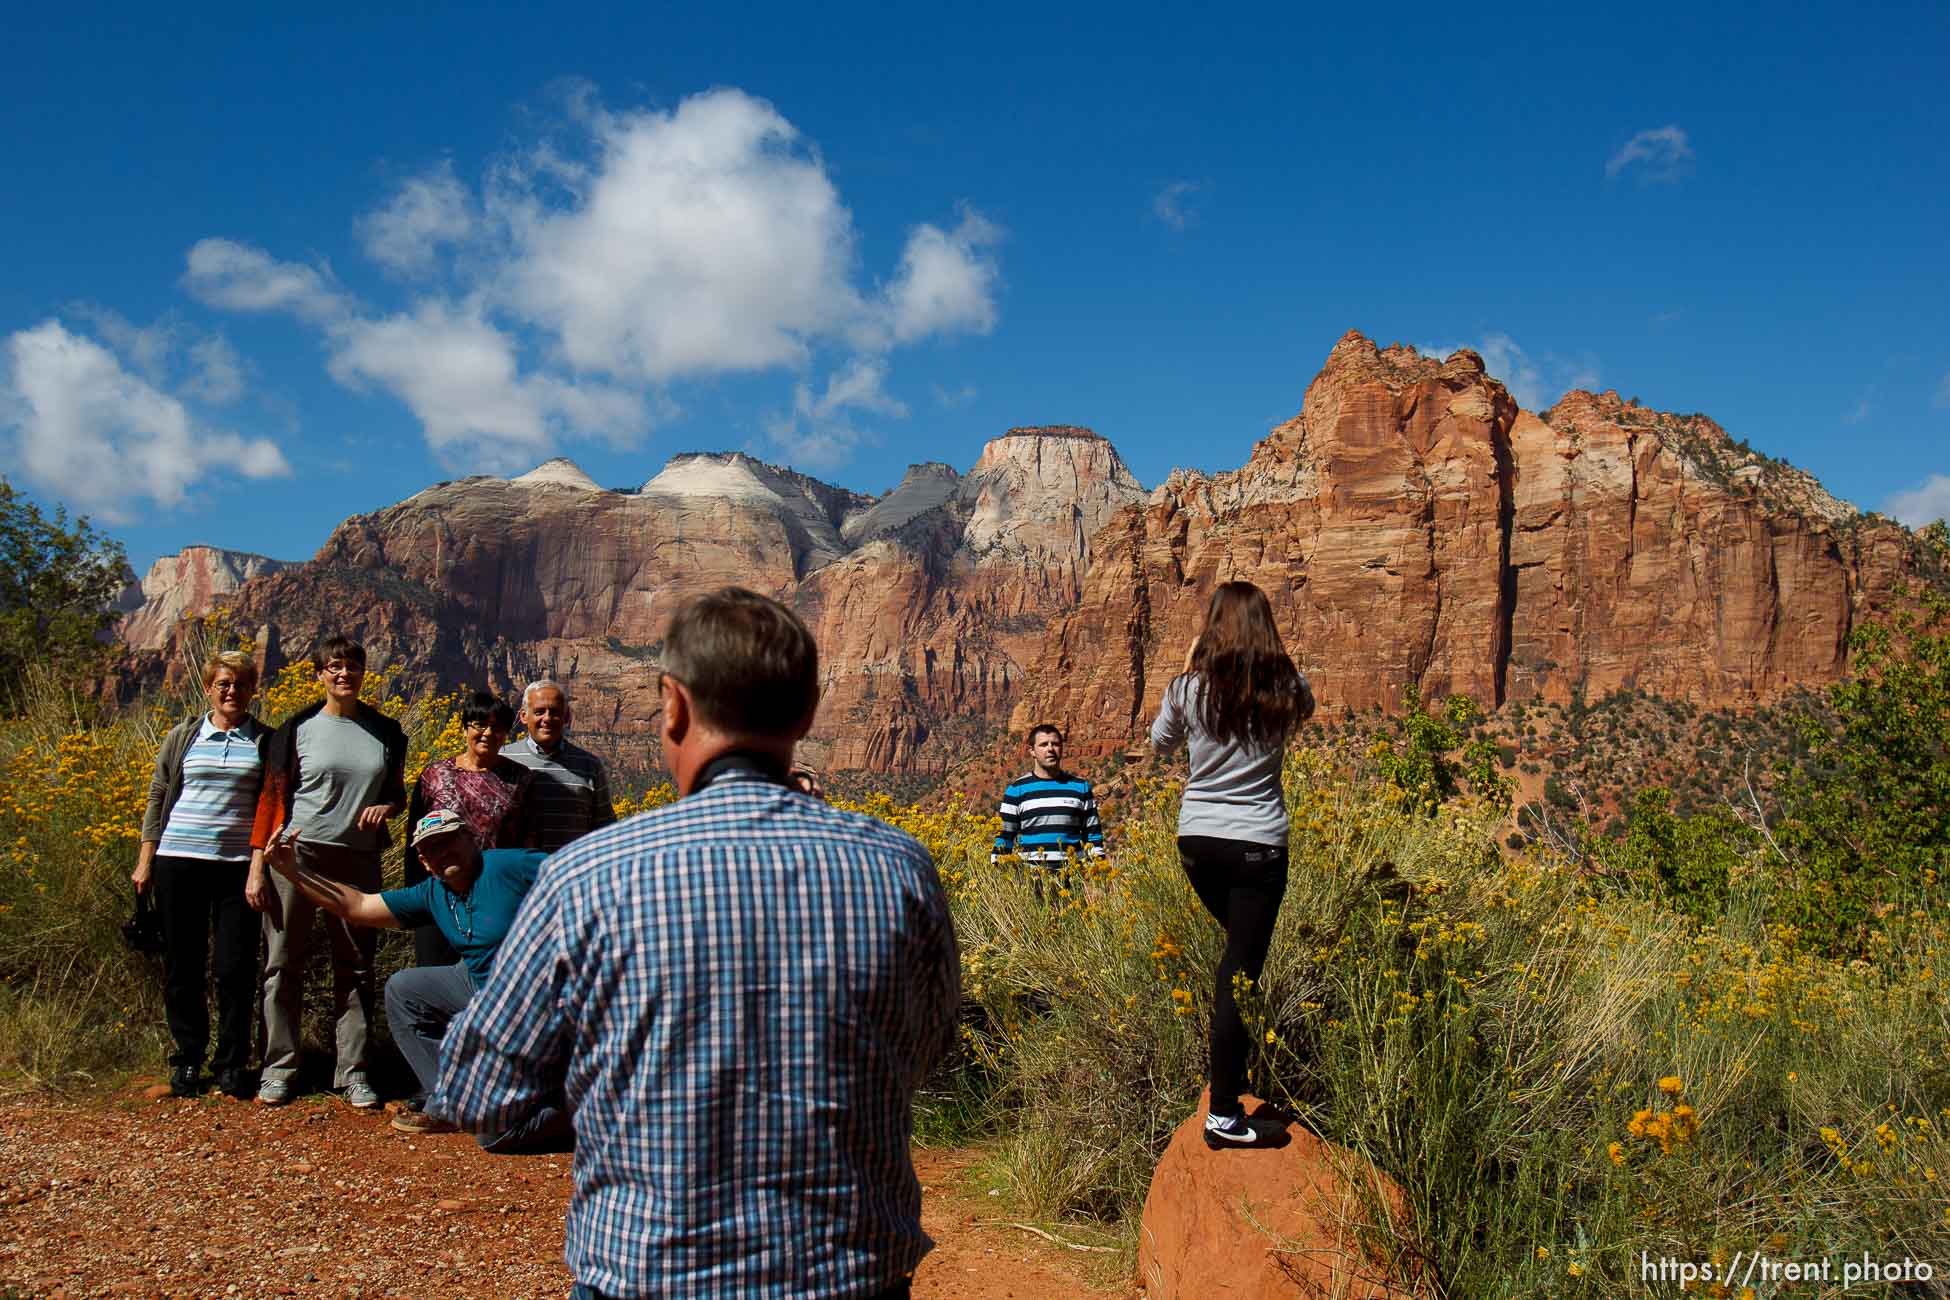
[402,691,534,966]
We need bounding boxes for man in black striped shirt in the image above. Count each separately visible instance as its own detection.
[991,724,1105,867]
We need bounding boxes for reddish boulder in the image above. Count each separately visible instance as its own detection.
[1139,1092,1424,1300]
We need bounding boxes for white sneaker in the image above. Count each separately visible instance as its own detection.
[1202,1112,1269,1149]
[341,1075,381,1109]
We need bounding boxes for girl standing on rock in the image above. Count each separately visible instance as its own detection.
[1150,581,1314,1148]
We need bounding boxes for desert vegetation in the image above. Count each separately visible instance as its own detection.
[3,497,1947,1295]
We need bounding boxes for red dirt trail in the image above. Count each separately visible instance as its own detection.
[0,1090,1129,1299]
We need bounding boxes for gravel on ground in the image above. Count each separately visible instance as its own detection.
[0,1085,1128,1299]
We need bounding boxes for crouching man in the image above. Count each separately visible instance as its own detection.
[263,808,570,1153]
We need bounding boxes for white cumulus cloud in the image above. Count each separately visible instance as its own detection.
[327,298,643,471]
[879,208,1002,346]
[184,238,350,322]
[184,334,247,405]
[358,162,476,275]
[1887,474,1950,529]
[67,305,248,407]
[762,357,906,471]
[1606,125,1694,182]
[2,320,289,521]
[805,356,908,422]
[499,88,867,380]
[185,87,1002,474]
[70,305,177,382]
[184,238,646,471]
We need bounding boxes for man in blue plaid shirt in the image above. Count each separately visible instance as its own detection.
[433,588,960,1300]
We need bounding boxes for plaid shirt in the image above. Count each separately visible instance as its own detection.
[433,768,961,1299]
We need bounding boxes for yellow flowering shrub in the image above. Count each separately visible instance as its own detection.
[612,782,678,818]
[0,660,465,1082]
[2,673,1948,1294]
[911,733,1950,1293]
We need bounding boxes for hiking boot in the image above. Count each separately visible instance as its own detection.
[1202,1111,1277,1150]
[341,1074,381,1110]
[256,1076,293,1107]
[168,1065,201,1098]
[390,1107,459,1135]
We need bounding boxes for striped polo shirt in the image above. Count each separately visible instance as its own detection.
[156,716,267,863]
[502,735,616,852]
[992,771,1106,865]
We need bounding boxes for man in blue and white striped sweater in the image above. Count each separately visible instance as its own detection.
[992,724,1105,867]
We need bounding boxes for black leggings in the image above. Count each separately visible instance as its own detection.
[1178,835,1288,1117]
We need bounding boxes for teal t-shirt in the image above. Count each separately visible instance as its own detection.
[381,849,547,985]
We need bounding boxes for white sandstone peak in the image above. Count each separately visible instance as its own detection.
[640,453,782,505]
[513,458,604,492]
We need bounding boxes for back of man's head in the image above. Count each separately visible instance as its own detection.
[662,587,819,737]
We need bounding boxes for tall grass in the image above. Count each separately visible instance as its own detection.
[6,662,1948,1295]
[871,742,1950,1296]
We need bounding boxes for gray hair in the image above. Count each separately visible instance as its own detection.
[521,678,572,709]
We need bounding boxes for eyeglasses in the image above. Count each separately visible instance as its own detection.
[463,723,506,736]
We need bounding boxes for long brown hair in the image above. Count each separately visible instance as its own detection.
[1184,581,1311,746]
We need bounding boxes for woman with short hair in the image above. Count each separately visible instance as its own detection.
[133,650,271,1099]
[402,691,533,967]
[1150,581,1315,1148]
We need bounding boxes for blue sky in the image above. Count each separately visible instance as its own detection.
[5,2,1947,573]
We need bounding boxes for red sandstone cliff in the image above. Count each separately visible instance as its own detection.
[1012,332,1925,755]
[133,433,1143,772]
[121,336,1931,773]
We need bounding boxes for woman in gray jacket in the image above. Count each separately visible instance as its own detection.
[1151,581,1314,1148]
[132,650,270,1099]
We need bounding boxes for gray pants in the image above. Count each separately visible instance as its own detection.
[384,960,474,1096]
[385,961,574,1155]
[261,842,381,1089]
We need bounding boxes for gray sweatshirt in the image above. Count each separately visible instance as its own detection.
[1149,671,1312,846]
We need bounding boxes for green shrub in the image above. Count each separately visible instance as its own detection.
[1590,786,1754,924]
[1774,566,1950,953]
[0,481,128,702]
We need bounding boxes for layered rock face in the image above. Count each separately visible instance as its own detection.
[1501,394,1913,704]
[1014,331,1924,755]
[801,428,1144,767]
[136,430,1144,771]
[123,335,1929,773]
[118,546,292,651]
